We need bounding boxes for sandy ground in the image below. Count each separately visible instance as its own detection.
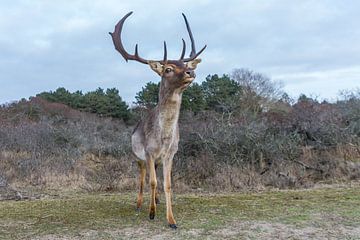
[31,219,360,240]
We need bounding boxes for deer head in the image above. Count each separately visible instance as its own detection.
[109,12,206,91]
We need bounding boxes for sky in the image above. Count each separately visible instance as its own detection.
[1,0,360,105]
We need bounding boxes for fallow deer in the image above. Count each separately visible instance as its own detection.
[109,12,206,229]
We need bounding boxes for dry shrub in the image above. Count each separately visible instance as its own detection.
[0,99,133,192]
[174,152,216,189]
[210,165,264,192]
[76,153,136,192]
[173,105,360,191]
[1,95,360,193]
[335,144,360,162]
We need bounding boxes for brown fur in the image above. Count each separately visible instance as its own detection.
[132,59,201,228]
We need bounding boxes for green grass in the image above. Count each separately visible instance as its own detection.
[1,185,360,239]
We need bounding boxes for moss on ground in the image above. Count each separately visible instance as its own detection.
[0,185,360,239]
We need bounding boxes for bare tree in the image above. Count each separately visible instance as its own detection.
[231,68,283,112]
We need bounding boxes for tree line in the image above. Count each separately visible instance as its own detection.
[38,68,285,121]
[37,87,131,121]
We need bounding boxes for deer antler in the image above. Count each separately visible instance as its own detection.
[109,12,206,64]
[180,13,207,62]
[109,12,149,64]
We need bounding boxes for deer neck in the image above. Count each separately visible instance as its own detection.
[156,80,182,134]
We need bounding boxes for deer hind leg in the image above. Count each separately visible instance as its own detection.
[163,155,177,229]
[155,163,160,205]
[147,155,157,220]
[136,161,146,211]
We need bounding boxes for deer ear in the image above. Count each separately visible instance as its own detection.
[187,58,201,69]
[148,61,164,76]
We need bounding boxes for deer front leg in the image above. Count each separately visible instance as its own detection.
[163,157,177,229]
[136,161,146,211]
[147,156,157,220]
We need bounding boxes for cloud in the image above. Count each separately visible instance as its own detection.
[0,0,360,104]
[61,18,94,33]
[273,65,360,100]
[32,39,52,51]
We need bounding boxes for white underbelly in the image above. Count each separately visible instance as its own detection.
[131,132,146,161]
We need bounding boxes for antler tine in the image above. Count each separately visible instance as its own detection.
[179,38,186,60]
[181,13,206,62]
[134,44,139,57]
[163,41,167,61]
[109,11,149,64]
[182,13,196,57]
[188,44,207,60]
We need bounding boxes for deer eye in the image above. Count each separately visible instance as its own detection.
[165,68,173,73]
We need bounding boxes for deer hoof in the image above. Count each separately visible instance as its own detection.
[135,207,141,213]
[155,198,160,205]
[169,224,177,229]
[149,212,155,220]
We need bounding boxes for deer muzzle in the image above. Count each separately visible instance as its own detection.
[185,70,195,79]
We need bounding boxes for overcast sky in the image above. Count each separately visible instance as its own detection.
[1,0,359,104]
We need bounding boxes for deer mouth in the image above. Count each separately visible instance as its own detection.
[181,79,194,89]
[183,77,195,84]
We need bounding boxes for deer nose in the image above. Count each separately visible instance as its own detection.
[186,70,195,78]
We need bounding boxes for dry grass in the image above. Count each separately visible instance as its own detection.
[1,183,360,239]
